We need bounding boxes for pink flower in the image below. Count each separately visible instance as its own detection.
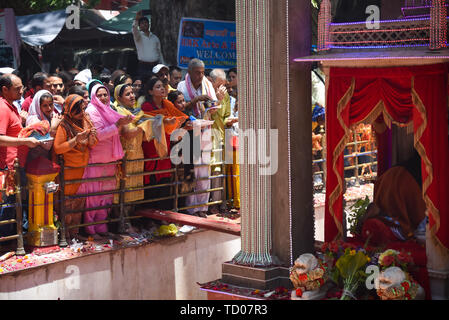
[382,255,394,267]
[330,242,339,253]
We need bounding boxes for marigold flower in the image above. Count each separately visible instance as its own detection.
[350,250,356,256]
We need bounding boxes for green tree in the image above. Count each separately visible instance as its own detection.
[2,0,100,15]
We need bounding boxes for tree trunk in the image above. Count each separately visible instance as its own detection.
[150,0,236,66]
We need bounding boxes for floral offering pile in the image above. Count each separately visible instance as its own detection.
[317,240,419,300]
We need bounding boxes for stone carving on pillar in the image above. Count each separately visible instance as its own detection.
[429,0,447,50]
[318,0,331,51]
[231,0,276,267]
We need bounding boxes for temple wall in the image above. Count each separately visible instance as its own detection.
[0,231,240,300]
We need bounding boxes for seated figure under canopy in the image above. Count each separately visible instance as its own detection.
[357,150,427,246]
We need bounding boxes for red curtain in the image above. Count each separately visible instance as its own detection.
[325,63,449,250]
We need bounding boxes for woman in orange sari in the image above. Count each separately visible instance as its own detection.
[53,94,98,239]
[141,78,188,209]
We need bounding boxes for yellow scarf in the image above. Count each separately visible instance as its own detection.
[114,84,167,157]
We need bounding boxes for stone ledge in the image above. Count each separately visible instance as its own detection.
[0,228,207,278]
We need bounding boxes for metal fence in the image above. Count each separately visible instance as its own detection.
[0,144,241,253]
[0,159,25,255]
[56,144,232,247]
[313,129,378,191]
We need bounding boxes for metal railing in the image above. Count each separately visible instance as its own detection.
[57,144,233,247]
[313,131,378,190]
[0,159,25,255]
[0,142,242,254]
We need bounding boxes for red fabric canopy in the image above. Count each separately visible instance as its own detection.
[325,63,449,251]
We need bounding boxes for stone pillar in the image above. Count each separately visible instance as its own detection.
[222,0,314,290]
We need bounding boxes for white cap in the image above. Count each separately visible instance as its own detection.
[152,64,168,74]
[74,69,92,84]
[0,67,15,74]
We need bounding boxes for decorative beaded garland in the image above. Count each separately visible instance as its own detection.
[377,279,420,300]
[232,0,274,267]
[318,0,331,51]
[430,0,447,49]
[286,0,294,266]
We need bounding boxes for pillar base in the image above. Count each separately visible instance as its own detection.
[26,227,58,247]
[221,262,292,290]
[428,269,449,300]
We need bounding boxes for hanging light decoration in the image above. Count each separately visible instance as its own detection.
[430,0,448,49]
[232,0,275,268]
[318,0,331,51]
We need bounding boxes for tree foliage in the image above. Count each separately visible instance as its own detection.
[3,0,101,15]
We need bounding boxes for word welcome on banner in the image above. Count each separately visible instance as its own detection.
[177,17,236,69]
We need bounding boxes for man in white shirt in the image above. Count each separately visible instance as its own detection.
[133,11,165,79]
[177,59,217,117]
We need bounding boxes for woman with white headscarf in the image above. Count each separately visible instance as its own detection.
[25,90,63,162]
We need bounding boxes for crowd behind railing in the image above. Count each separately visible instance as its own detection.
[312,122,378,192]
[0,60,378,255]
[0,59,241,254]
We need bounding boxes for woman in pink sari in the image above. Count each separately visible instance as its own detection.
[78,84,132,238]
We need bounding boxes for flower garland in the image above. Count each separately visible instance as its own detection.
[377,278,420,300]
[290,261,329,298]
[376,249,419,300]
[378,249,414,270]
[315,242,420,300]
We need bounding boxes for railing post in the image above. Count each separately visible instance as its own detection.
[58,156,68,247]
[354,131,360,186]
[14,158,25,255]
[173,163,179,212]
[220,143,227,212]
[118,153,127,234]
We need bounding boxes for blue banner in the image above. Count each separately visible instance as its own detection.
[177,17,236,70]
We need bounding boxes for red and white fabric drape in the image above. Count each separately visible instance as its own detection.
[324,63,449,251]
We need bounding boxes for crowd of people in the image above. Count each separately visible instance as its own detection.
[0,58,240,241]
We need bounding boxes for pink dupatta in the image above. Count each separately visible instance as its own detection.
[86,84,124,161]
